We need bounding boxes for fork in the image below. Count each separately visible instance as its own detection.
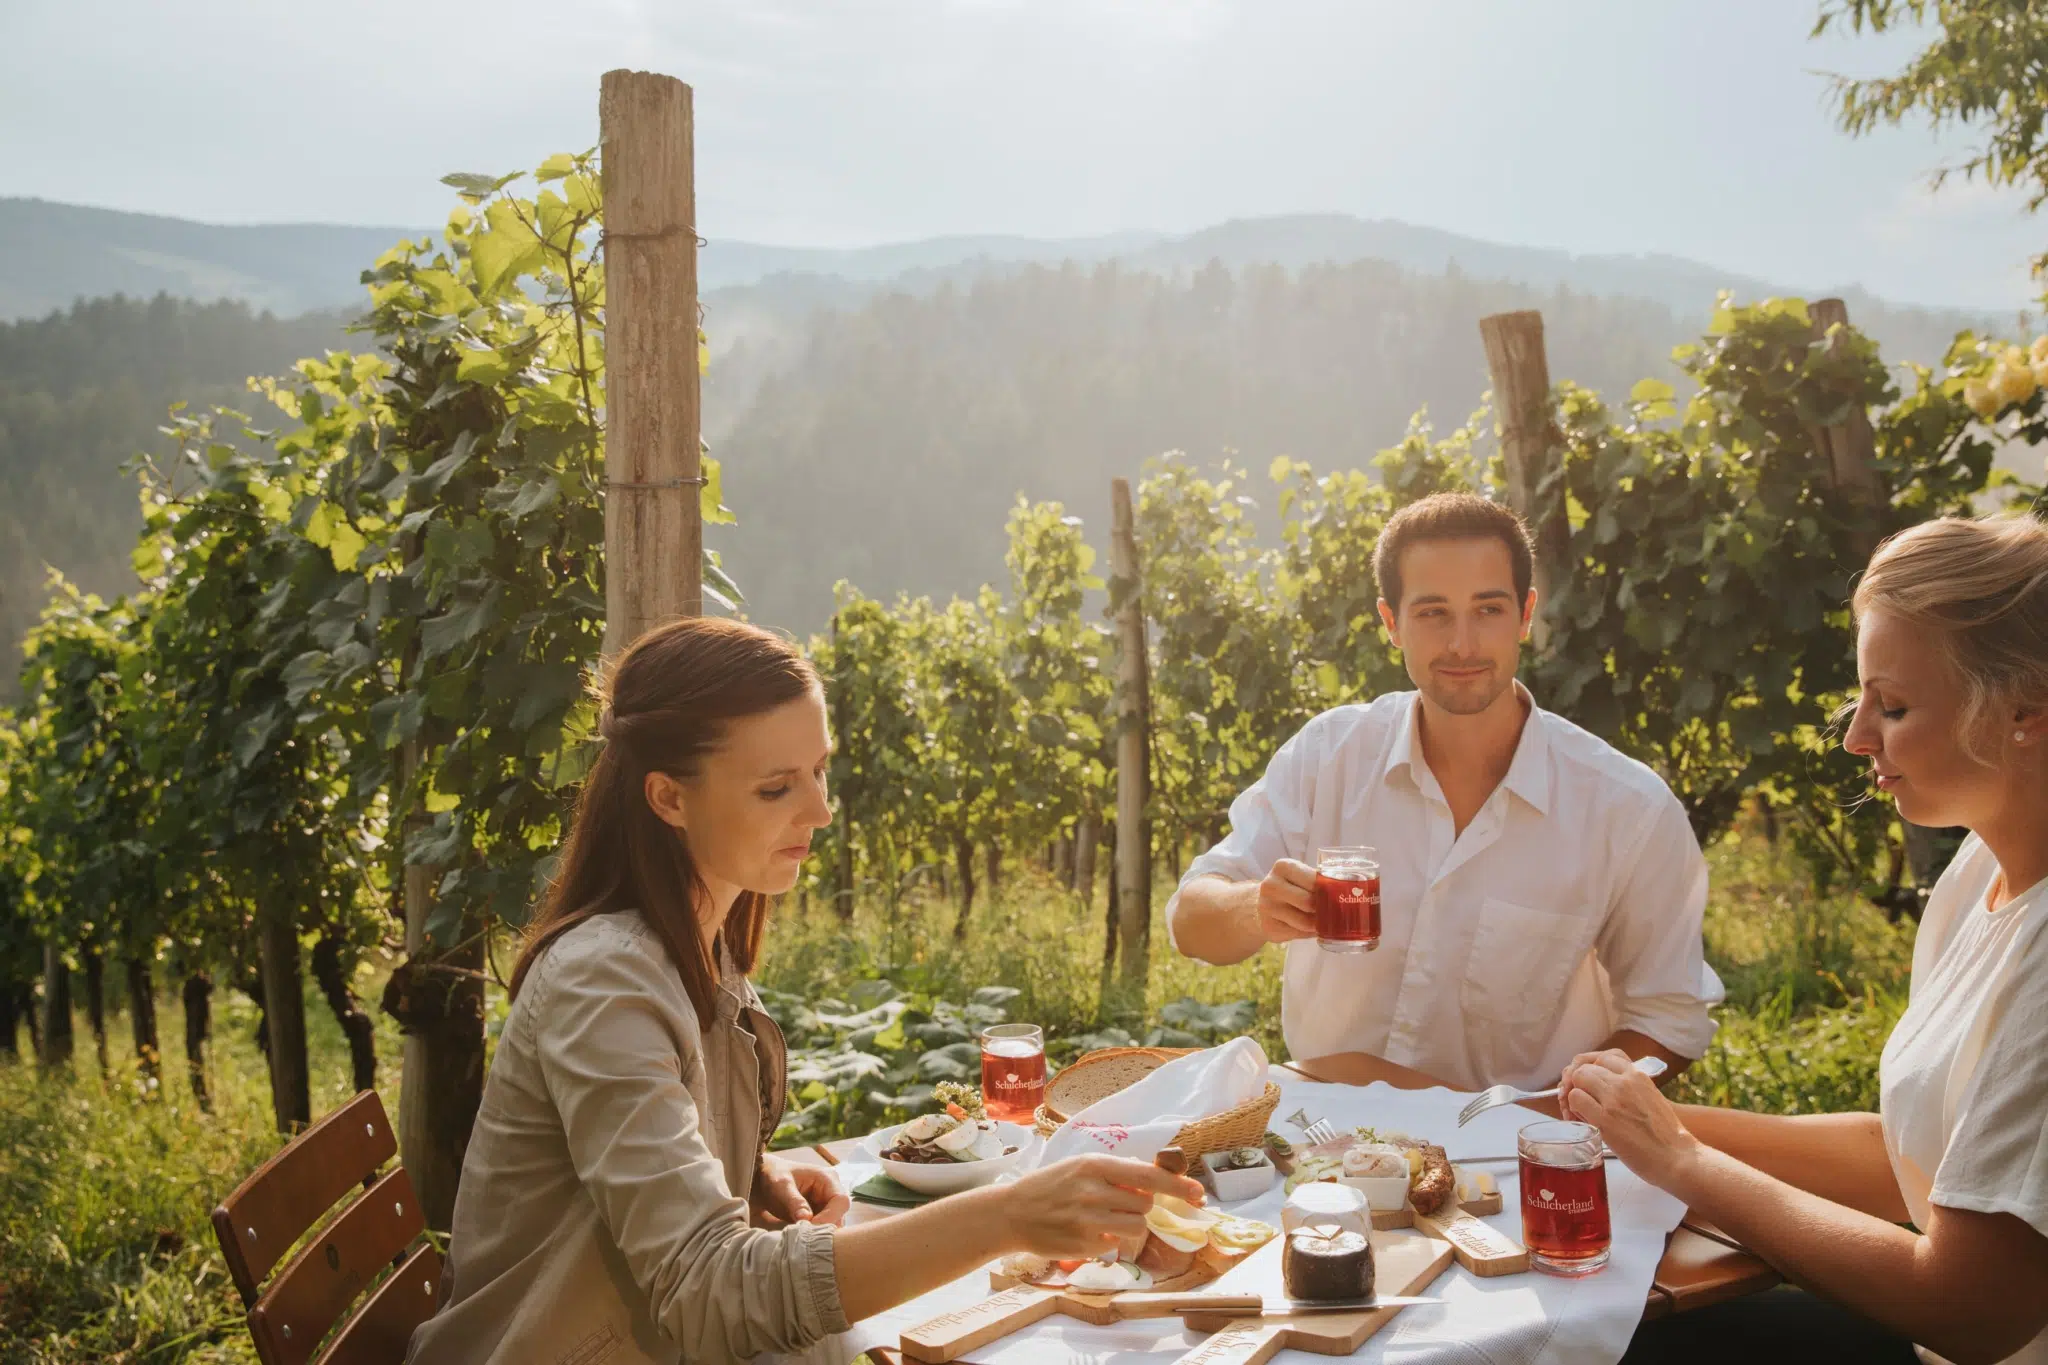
[1285,1107,1342,1147]
[1455,1055,1667,1127]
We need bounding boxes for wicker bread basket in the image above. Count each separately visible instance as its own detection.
[1031,1045,1281,1160]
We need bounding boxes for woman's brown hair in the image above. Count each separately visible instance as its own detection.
[508,616,820,1028]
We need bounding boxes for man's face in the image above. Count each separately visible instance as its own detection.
[1377,538,1533,716]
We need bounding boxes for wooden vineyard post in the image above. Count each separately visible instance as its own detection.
[39,942,72,1067]
[1074,813,1099,903]
[829,611,855,922]
[1480,311,1569,652]
[1809,298,1953,894]
[1110,479,1152,987]
[256,899,310,1132]
[1808,298,1883,522]
[600,69,702,660]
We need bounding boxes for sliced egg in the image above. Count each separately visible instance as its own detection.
[934,1121,981,1156]
[903,1114,948,1143]
[1065,1261,1149,1293]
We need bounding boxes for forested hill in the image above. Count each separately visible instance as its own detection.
[0,295,349,692]
[0,199,417,322]
[0,249,1998,689]
[707,257,1992,634]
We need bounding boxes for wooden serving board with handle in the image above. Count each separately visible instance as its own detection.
[1413,1205,1529,1277]
[898,1280,1261,1362]
[1174,1229,1456,1363]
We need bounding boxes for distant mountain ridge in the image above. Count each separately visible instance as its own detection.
[0,197,1998,337]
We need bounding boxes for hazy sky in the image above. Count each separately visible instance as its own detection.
[4,0,2041,311]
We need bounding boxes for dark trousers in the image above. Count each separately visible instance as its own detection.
[1622,1286,1920,1364]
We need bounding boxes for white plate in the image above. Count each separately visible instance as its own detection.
[863,1120,1036,1195]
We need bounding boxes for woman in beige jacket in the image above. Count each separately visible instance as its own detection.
[405,616,1202,1365]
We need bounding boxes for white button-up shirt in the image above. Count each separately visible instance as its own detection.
[1166,687,1722,1091]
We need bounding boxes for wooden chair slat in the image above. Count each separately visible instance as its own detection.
[313,1241,444,1365]
[212,1090,398,1305]
[247,1167,426,1365]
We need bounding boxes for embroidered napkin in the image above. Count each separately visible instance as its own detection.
[1033,1036,1270,1169]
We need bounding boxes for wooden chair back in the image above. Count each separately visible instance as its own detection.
[210,1089,444,1365]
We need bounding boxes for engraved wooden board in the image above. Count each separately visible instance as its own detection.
[900,1245,1255,1362]
[1174,1228,1457,1363]
[1413,1205,1530,1277]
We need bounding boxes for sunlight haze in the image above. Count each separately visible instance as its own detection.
[1,0,2038,311]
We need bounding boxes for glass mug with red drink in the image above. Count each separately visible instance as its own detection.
[1518,1119,1612,1275]
[979,1023,1047,1123]
[1313,846,1381,953]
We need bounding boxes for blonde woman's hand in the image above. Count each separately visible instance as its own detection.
[1559,1049,1698,1188]
[999,1156,1206,1258]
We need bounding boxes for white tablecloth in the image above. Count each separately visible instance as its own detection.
[807,1068,1686,1365]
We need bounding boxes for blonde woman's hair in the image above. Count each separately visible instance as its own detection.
[1854,513,2048,761]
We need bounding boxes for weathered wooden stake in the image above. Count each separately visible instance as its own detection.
[1809,298,1953,895]
[40,943,72,1068]
[601,69,702,659]
[1480,310,1569,650]
[256,900,310,1132]
[1074,813,1099,903]
[1111,479,1152,986]
[1808,298,1884,521]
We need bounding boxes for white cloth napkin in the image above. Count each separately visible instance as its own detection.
[1032,1036,1272,1169]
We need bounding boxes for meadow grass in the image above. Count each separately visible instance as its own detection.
[0,831,1913,1360]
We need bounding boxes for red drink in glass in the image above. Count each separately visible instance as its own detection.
[979,1024,1046,1122]
[1518,1120,1611,1274]
[1314,847,1380,954]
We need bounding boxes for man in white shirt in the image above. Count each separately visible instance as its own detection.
[1167,492,1721,1091]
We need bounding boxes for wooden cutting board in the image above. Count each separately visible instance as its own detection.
[1173,1228,1457,1363]
[897,1280,1262,1362]
[900,1243,1260,1364]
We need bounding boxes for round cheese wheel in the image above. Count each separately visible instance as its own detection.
[1281,1181,1370,1239]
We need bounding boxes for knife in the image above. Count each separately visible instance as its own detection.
[1166,1293,1445,1317]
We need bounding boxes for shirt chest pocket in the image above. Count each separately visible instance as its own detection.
[1459,897,1592,1029]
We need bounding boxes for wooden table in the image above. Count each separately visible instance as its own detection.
[793,1049,1780,1362]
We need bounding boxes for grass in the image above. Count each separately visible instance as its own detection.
[0,974,407,1364]
[0,829,1914,1361]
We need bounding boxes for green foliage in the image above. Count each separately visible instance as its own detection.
[0,296,349,701]
[10,589,152,956]
[135,407,378,971]
[1525,298,2034,893]
[1672,989,1905,1116]
[1818,0,2048,224]
[1139,457,1316,851]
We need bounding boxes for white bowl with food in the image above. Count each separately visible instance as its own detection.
[864,1113,1035,1195]
[1338,1141,1413,1211]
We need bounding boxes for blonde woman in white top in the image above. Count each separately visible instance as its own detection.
[1564,515,2048,1365]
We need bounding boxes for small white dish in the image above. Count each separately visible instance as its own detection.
[865,1120,1034,1196]
[1202,1150,1275,1202]
[1340,1173,1412,1211]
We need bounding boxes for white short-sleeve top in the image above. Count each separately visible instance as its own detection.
[1880,835,2048,1365]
